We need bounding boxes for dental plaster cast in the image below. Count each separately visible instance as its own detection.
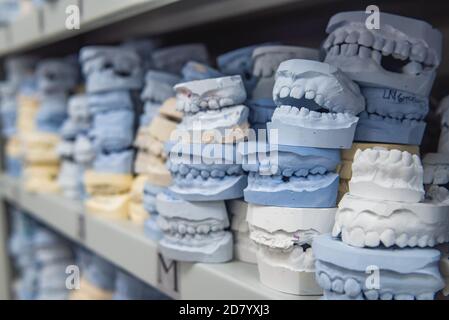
[313,234,444,300]
[67,94,90,128]
[175,75,247,114]
[423,153,449,185]
[36,93,68,133]
[87,90,134,115]
[85,194,130,220]
[267,59,365,149]
[333,193,449,248]
[36,58,78,93]
[57,160,83,199]
[22,132,60,164]
[151,44,209,75]
[240,142,340,208]
[181,61,223,82]
[80,46,143,93]
[349,148,425,203]
[251,45,319,102]
[226,199,257,264]
[92,149,134,174]
[56,140,74,159]
[158,97,183,121]
[167,143,247,201]
[141,70,181,105]
[134,151,172,187]
[156,191,233,263]
[323,12,442,145]
[73,135,95,166]
[84,170,133,196]
[247,204,336,295]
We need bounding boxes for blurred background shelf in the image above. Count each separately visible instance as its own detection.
[0,174,320,300]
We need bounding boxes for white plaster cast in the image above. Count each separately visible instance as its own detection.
[334,194,449,248]
[226,199,257,264]
[251,45,319,100]
[323,11,442,96]
[423,153,449,185]
[246,204,336,295]
[349,148,425,202]
[175,76,247,113]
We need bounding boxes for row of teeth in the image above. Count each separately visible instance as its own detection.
[164,229,225,240]
[273,106,356,121]
[324,29,437,67]
[359,111,425,124]
[245,165,329,177]
[354,149,421,168]
[317,272,434,300]
[248,171,331,181]
[424,165,449,185]
[168,164,244,179]
[333,225,449,248]
[176,97,236,113]
[364,105,425,121]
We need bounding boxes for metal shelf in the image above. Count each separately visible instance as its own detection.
[0,175,320,300]
[0,0,316,58]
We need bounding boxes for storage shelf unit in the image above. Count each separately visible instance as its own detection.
[0,175,320,300]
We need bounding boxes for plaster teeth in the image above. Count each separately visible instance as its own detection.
[329,46,340,56]
[380,229,396,247]
[393,41,409,60]
[418,235,429,247]
[345,44,358,56]
[279,86,291,98]
[219,98,233,107]
[200,101,208,108]
[371,50,382,64]
[345,31,359,44]
[407,236,417,247]
[410,43,426,62]
[382,39,395,56]
[395,294,414,300]
[349,228,365,247]
[358,46,371,59]
[305,90,316,100]
[340,44,349,56]
[318,273,332,290]
[425,51,436,66]
[331,279,344,293]
[364,290,379,300]
[323,34,335,49]
[365,232,380,247]
[334,29,347,44]
[395,233,408,248]
[417,293,434,300]
[380,292,393,300]
[358,31,374,47]
[290,86,305,99]
[372,36,385,51]
[344,278,361,297]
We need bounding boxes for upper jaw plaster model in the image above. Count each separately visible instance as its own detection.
[267,59,365,149]
[167,143,247,201]
[156,191,233,263]
[349,148,425,203]
[323,11,442,145]
[423,153,449,185]
[313,234,444,300]
[333,193,449,248]
[240,143,340,208]
[247,204,336,295]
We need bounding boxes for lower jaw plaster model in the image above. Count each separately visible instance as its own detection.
[156,191,233,263]
[247,204,336,295]
[226,199,257,264]
[240,142,340,208]
[333,193,449,248]
[167,143,247,201]
[267,59,365,149]
[313,234,444,300]
[349,148,425,203]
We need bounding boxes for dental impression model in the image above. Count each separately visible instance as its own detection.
[267,59,365,149]
[313,234,444,300]
[167,143,247,201]
[248,46,319,129]
[323,11,442,145]
[241,143,340,208]
[151,44,209,75]
[156,191,233,263]
[226,199,257,264]
[333,192,449,248]
[247,204,336,295]
[174,76,249,143]
[423,153,449,185]
[349,148,425,203]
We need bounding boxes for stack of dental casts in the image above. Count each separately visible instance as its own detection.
[0,57,37,177]
[80,45,143,219]
[156,69,252,263]
[314,147,449,300]
[57,94,90,199]
[321,11,443,199]
[240,58,365,295]
[22,58,78,193]
[9,210,74,300]
[133,44,209,237]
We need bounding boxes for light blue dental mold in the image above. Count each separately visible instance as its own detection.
[87,90,134,115]
[92,149,134,174]
[240,142,340,208]
[313,234,444,300]
[167,143,247,201]
[151,44,209,75]
[181,61,223,82]
[355,86,429,145]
